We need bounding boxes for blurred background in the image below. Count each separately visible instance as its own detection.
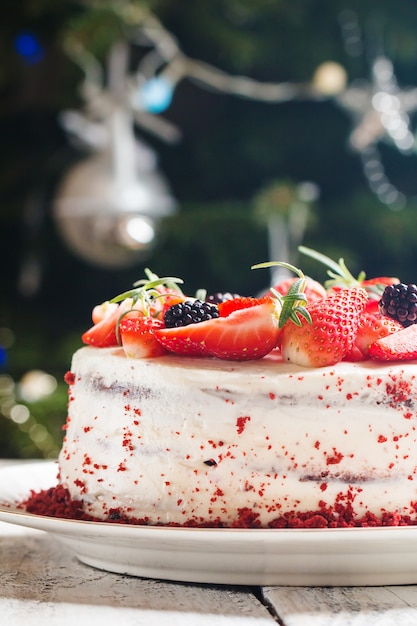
[2,0,417,458]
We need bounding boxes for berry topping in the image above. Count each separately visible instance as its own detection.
[82,298,135,347]
[280,287,368,367]
[80,249,412,365]
[369,324,417,361]
[344,312,403,361]
[91,301,119,325]
[164,300,220,328]
[379,283,417,327]
[155,300,281,360]
[82,270,184,348]
[218,295,272,317]
[119,313,166,358]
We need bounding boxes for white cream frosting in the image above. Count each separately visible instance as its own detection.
[59,346,417,526]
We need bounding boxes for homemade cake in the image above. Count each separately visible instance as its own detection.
[59,345,417,527]
[37,251,417,527]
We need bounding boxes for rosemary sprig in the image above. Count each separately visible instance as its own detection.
[108,269,184,339]
[252,261,312,328]
[110,271,184,308]
[298,246,365,289]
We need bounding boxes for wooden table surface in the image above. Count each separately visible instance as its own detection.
[2,459,417,625]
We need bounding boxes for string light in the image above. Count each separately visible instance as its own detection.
[336,56,417,155]
[312,62,347,96]
[361,145,407,210]
[0,372,60,458]
[14,31,45,65]
[0,328,14,369]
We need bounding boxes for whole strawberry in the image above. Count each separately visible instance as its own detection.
[280,287,368,367]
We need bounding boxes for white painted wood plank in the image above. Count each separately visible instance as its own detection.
[0,533,275,626]
[262,585,417,626]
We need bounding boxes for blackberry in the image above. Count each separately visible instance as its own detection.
[379,283,417,327]
[164,299,220,328]
[206,292,240,304]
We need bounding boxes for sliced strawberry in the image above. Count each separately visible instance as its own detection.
[369,324,417,361]
[343,344,366,362]
[270,276,327,303]
[218,295,273,317]
[344,312,403,361]
[91,301,119,325]
[82,299,133,347]
[280,287,368,367]
[354,312,403,357]
[154,300,280,360]
[82,311,119,347]
[119,314,166,358]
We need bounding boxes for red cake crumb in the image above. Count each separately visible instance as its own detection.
[20,487,417,529]
[22,486,95,521]
[326,449,344,465]
[236,416,251,434]
[64,371,75,385]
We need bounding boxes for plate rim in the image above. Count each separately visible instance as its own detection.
[3,461,417,585]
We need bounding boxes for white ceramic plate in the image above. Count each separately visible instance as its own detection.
[1,461,417,586]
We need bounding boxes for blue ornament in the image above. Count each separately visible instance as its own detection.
[0,346,7,368]
[140,77,174,114]
[14,31,44,64]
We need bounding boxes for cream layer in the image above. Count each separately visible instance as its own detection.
[59,346,417,525]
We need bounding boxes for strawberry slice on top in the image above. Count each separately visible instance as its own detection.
[217,295,272,317]
[344,311,403,361]
[81,271,184,349]
[154,299,281,360]
[82,298,134,347]
[119,313,166,358]
[369,324,417,361]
